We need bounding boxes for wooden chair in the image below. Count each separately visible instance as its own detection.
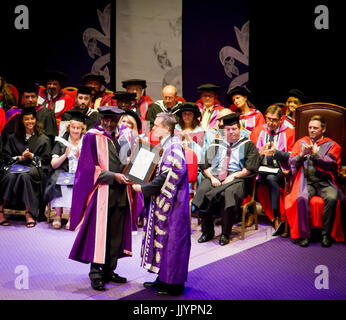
[294,102,346,240]
[240,178,258,240]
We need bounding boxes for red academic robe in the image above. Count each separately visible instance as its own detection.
[0,106,5,134]
[91,91,117,110]
[38,88,74,128]
[250,124,295,221]
[281,114,295,129]
[285,136,344,241]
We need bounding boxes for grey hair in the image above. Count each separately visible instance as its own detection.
[156,112,177,134]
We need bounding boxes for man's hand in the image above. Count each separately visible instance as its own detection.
[210,176,221,187]
[260,142,276,156]
[301,143,313,157]
[114,173,130,184]
[132,184,142,192]
[222,174,235,185]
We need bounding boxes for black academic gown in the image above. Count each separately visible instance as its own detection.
[0,132,51,218]
[192,136,260,211]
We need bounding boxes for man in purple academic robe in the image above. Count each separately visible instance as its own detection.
[132,112,191,296]
[68,106,132,291]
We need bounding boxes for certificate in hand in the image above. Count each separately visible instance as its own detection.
[123,139,163,185]
[10,164,31,173]
[56,172,75,186]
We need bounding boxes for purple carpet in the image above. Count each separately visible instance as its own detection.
[122,237,346,300]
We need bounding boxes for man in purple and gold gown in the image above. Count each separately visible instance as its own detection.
[132,112,191,296]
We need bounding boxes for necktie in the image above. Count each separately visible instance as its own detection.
[47,99,54,110]
[218,143,232,181]
[201,107,212,131]
[267,130,275,166]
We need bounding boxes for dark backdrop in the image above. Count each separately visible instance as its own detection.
[0,0,113,91]
[249,1,343,112]
[1,1,343,111]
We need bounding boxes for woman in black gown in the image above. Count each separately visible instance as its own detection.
[0,107,51,227]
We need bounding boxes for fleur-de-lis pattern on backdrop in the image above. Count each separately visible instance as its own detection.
[154,15,183,96]
[83,4,111,85]
[219,20,249,90]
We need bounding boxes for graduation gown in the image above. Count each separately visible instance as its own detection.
[140,135,191,285]
[285,136,345,241]
[193,136,260,211]
[68,127,132,265]
[250,124,295,221]
[239,108,265,138]
[2,105,58,147]
[196,102,225,131]
[38,89,74,127]
[0,105,5,134]
[0,132,51,217]
[281,114,295,129]
[61,106,100,132]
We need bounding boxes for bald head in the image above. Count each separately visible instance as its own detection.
[162,85,178,109]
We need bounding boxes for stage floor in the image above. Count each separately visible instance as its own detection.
[0,213,275,300]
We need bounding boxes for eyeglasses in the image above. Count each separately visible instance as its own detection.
[266,117,280,123]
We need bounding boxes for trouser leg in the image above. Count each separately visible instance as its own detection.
[265,173,284,217]
[221,205,239,237]
[104,206,125,273]
[318,185,338,236]
[199,210,214,236]
[89,263,104,281]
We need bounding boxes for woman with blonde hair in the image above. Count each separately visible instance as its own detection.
[44,111,87,229]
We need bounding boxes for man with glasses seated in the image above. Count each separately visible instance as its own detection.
[250,104,295,233]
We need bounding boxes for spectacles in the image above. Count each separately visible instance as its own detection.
[266,117,280,123]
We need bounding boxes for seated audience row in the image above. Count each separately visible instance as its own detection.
[0,76,344,251]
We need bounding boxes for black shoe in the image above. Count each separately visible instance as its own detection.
[105,272,127,283]
[91,278,105,291]
[321,235,332,247]
[143,278,164,290]
[272,221,285,236]
[299,238,310,247]
[219,234,230,246]
[198,233,214,243]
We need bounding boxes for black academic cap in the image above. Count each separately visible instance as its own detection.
[21,106,37,117]
[227,86,251,98]
[98,106,125,117]
[218,113,240,126]
[44,71,67,84]
[77,86,92,95]
[82,73,106,85]
[287,88,306,103]
[113,91,137,100]
[122,108,142,131]
[121,79,147,89]
[20,81,39,95]
[197,83,221,94]
[175,102,201,119]
[64,110,88,124]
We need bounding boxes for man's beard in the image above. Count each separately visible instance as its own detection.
[77,103,88,111]
[47,88,57,97]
